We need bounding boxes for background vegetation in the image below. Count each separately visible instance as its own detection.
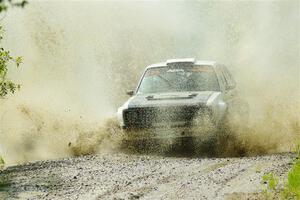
[0,0,27,169]
[262,146,300,199]
[0,0,26,98]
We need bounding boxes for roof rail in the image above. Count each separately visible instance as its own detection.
[166,58,196,65]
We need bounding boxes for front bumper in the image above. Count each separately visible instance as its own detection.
[122,124,216,140]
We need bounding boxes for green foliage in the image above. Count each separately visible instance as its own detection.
[261,173,279,199]
[296,143,300,155]
[262,150,300,200]
[0,0,27,12]
[0,0,27,97]
[287,160,300,196]
[0,0,27,166]
[263,173,279,190]
[281,157,300,199]
[0,26,22,97]
[279,146,300,200]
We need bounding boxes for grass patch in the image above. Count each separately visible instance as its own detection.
[0,156,4,170]
[0,181,11,192]
[262,173,279,199]
[0,174,12,194]
[262,146,300,200]
[281,150,300,199]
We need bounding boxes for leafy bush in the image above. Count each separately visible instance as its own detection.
[0,0,27,12]
[281,154,300,199]
[262,148,300,200]
[0,0,27,168]
[0,0,27,98]
[0,31,22,97]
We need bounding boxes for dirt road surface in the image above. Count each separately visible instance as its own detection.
[0,153,294,200]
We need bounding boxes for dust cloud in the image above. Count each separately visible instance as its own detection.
[0,1,299,165]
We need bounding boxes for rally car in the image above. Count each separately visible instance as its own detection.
[117,58,248,140]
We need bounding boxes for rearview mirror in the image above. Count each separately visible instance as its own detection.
[126,90,134,96]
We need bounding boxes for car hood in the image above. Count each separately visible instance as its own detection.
[127,91,215,108]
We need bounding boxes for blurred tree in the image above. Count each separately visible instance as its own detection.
[0,0,27,12]
[0,0,27,97]
[0,0,27,169]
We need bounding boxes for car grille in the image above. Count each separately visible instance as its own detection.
[123,105,207,128]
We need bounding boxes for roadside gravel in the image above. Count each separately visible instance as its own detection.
[0,153,294,200]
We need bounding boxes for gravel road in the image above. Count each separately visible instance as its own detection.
[0,152,294,200]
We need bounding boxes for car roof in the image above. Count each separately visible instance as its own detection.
[146,58,218,69]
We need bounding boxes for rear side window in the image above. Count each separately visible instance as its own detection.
[215,67,227,91]
[221,66,236,88]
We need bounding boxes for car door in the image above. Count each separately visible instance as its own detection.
[222,65,249,124]
[223,65,237,99]
[217,65,238,115]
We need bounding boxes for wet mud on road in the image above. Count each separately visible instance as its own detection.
[0,152,295,200]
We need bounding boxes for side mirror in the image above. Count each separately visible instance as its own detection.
[126,90,134,96]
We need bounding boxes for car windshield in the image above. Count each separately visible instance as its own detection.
[137,65,220,94]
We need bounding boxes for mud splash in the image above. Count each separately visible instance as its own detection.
[0,96,298,165]
[70,118,123,156]
[0,100,123,165]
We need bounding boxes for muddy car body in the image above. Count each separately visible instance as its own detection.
[117,58,246,140]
